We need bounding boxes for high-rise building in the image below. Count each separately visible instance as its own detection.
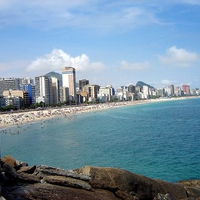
[51,77,60,104]
[168,85,175,96]
[98,85,114,102]
[0,78,20,95]
[143,85,149,99]
[115,88,122,100]
[79,79,89,91]
[182,85,190,95]
[19,77,34,85]
[3,90,30,108]
[157,88,165,97]
[35,76,53,105]
[128,85,135,93]
[174,86,182,96]
[135,86,141,93]
[62,67,76,103]
[59,87,69,103]
[82,84,100,102]
[19,84,35,105]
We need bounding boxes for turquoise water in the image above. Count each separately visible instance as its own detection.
[1,98,200,182]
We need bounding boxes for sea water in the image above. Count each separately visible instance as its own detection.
[1,98,200,182]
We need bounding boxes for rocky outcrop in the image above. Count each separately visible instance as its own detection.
[0,156,200,200]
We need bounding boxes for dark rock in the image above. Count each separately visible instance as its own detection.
[15,160,29,170]
[79,166,188,200]
[0,173,7,186]
[43,175,92,191]
[35,165,91,181]
[179,180,200,198]
[18,173,41,184]
[2,183,121,200]
[2,164,19,182]
[153,193,172,200]
[115,189,138,200]
[183,186,200,198]
[1,157,200,200]
[17,165,36,174]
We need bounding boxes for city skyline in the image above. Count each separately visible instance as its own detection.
[0,74,194,92]
[0,1,200,88]
[0,73,197,109]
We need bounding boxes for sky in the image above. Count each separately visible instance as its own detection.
[0,0,200,89]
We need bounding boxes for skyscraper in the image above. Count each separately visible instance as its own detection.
[128,85,135,93]
[19,77,34,85]
[62,67,76,103]
[79,79,89,91]
[19,84,35,105]
[3,90,30,108]
[182,85,190,95]
[82,84,100,102]
[168,84,175,96]
[35,76,53,105]
[0,78,20,95]
[51,77,59,104]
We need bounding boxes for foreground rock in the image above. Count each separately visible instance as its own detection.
[0,156,200,200]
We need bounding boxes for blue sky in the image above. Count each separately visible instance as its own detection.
[0,0,200,89]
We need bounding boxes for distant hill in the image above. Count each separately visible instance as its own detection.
[45,71,62,86]
[136,81,154,89]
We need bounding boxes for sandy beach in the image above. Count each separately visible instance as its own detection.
[0,97,194,130]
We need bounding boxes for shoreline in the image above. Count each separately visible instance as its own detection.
[0,96,198,130]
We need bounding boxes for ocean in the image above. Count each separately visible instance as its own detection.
[1,98,200,182]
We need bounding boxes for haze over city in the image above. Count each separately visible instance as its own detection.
[0,0,200,88]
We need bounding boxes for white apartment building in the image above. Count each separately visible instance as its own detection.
[98,85,114,102]
[174,86,182,96]
[142,85,149,99]
[35,76,53,105]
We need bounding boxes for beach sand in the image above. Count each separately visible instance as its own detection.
[0,97,192,130]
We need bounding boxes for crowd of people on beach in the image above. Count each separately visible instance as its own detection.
[0,101,142,129]
[0,96,194,130]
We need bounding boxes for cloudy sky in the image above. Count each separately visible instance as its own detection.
[0,0,200,89]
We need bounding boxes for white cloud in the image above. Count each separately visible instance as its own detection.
[0,60,29,77]
[161,79,177,85]
[120,61,150,70]
[158,46,199,67]
[26,49,105,74]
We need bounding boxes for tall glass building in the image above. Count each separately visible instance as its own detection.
[62,67,76,103]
